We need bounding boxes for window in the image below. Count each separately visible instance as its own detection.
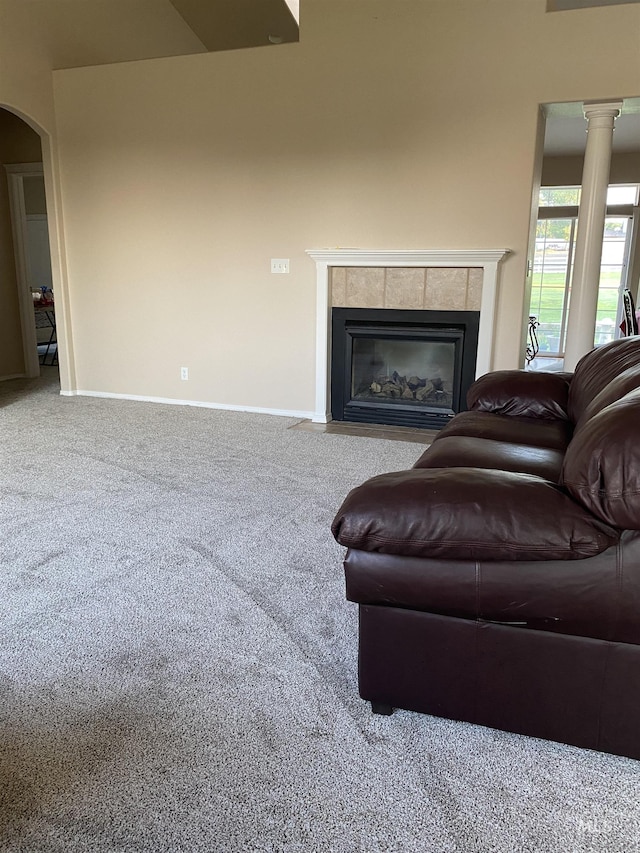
[538,186,581,207]
[528,184,638,364]
[606,185,639,205]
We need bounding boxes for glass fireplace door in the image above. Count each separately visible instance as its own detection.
[351,337,456,410]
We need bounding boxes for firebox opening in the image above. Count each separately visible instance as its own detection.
[331,308,480,430]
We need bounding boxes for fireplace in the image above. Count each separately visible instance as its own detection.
[331,308,479,429]
[306,248,510,425]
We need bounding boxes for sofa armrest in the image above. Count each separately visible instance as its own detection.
[467,370,570,421]
[331,467,618,561]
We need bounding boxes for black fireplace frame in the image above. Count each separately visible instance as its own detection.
[331,307,480,430]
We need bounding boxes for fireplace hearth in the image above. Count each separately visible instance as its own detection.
[331,308,479,429]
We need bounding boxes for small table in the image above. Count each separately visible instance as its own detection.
[33,303,57,366]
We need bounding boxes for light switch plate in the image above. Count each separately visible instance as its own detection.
[271,258,290,274]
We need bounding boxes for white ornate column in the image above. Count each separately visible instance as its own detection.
[564,101,622,371]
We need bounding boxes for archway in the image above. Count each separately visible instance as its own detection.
[0,105,71,391]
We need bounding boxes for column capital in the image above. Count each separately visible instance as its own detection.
[583,100,623,121]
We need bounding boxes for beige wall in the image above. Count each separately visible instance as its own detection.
[52,0,640,411]
[0,4,69,382]
[542,151,640,186]
[0,5,56,131]
[0,110,43,377]
[23,175,47,216]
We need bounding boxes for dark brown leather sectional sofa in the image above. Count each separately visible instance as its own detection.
[332,336,640,759]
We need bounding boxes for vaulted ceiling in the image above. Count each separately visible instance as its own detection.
[4,0,637,157]
[4,0,298,71]
[544,99,640,156]
[548,0,640,9]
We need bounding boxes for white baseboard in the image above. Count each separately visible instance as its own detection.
[0,373,27,382]
[61,389,315,421]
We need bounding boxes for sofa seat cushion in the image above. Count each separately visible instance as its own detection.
[331,467,619,561]
[434,410,573,451]
[413,435,565,481]
[343,530,640,643]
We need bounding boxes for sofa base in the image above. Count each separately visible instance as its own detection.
[358,604,640,760]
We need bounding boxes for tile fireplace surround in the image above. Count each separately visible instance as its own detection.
[306,249,510,424]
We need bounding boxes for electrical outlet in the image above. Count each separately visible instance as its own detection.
[271,258,290,274]
[180,367,189,380]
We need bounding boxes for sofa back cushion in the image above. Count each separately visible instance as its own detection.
[568,336,640,425]
[467,370,570,420]
[562,387,640,529]
[575,363,640,430]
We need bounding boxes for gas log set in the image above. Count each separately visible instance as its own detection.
[354,370,453,407]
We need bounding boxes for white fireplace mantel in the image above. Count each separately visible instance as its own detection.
[306,248,511,424]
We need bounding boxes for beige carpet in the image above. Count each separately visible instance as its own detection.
[0,368,637,852]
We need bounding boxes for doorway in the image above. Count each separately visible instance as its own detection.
[0,108,58,384]
[525,99,640,370]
